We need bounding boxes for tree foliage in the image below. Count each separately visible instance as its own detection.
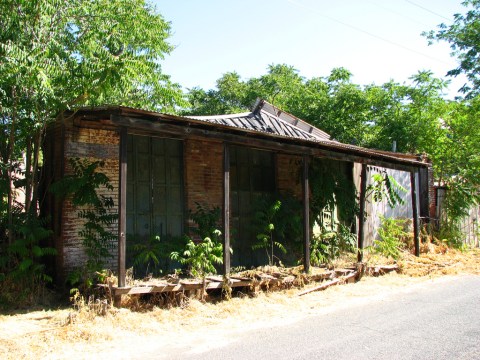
[186,63,480,241]
[0,0,185,295]
[424,0,480,98]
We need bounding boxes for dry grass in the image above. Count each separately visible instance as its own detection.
[399,245,480,277]
[1,246,479,360]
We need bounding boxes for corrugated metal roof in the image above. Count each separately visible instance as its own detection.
[187,99,332,143]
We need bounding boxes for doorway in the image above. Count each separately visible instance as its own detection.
[126,135,184,272]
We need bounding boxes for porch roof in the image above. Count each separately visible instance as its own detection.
[71,99,429,171]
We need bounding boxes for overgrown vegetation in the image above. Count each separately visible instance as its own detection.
[252,199,287,266]
[132,235,164,278]
[310,223,357,266]
[170,233,224,279]
[51,158,116,291]
[309,159,359,228]
[130,233,187,278]
[368,216,409,260]
[0,215,56,309]
[170,203,227,279]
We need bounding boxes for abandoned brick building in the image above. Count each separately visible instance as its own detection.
[43,99,432,286]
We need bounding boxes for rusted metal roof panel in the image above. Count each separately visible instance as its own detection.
[187,101,326,143]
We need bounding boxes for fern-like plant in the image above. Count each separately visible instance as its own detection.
[367,170,407,208]
[252,199,287,266]
[170,230,224,279]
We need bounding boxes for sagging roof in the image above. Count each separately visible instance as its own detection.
[70,99,429,170]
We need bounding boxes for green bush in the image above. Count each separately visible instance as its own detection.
[370,216,408,260]
[310,223,357,266]
[170,230,224,279]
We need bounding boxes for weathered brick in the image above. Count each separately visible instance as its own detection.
[277,153,302,199]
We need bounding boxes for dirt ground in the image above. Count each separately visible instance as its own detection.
[1,247,479,360]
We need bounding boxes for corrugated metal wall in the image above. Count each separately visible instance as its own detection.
[354,164,414,246]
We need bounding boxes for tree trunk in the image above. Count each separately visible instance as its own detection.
[29,127,43,216]
[25,136,32,214]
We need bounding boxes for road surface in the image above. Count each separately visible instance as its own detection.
[148,275,480,360]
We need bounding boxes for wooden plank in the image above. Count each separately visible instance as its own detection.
[297,272,358,296]
[411,170,420,257]
[180,283,205,291]
[418,166,430,220]
[230,280,253,287]
[366,264,399,276]
[113,283,184,295]
[223,143,231,275]
[309,271,335,282]
[303,155,310,273]
[230,276,252,281]
[357,164,367,263]
[118,127,127,288]
[205,282,224,290]
[335,268,354,276]
[152,284,183,292]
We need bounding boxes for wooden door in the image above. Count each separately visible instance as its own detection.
[230,146,275,267]
[126,135,184,264]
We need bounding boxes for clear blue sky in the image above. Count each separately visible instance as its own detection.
[153,0,467,97]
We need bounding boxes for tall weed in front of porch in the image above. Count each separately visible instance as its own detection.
[170,204,229,300]
[367,216,409,260]
[252,199,287,266]
[310,223,357,266]
[170,204,228,279]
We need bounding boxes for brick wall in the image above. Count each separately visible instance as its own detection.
[56,130,312,276]
[184,139,224,231]
[60,122,119,277]
[276,153,302,199]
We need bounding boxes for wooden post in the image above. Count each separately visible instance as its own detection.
[357,164,367,263]
[302,155,310,273]
[223,143,231,275]
[411,170,420,257]
[118,127,127,289]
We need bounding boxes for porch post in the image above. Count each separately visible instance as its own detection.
[302,155,310,273]
[223,143,231,275]
[357,163,367,263]
[118,127,127,288]
[411,170,420,257]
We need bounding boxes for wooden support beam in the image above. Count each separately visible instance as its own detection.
[357,164,368,263]
[302,155,310,273]
[223,143,231,275]
[118,127,127,288]
[411,170,420,257]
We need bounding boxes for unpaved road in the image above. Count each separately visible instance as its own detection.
[147,275,480,360]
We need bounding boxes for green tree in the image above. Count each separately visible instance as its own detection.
[424,0,480,98]
[0,0,185,295]
[185,63,480,247]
